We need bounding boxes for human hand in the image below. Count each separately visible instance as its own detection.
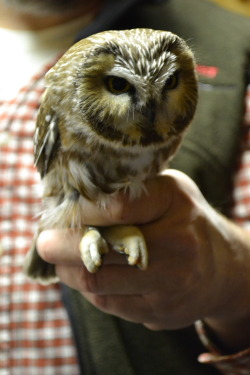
[37,169,250,351]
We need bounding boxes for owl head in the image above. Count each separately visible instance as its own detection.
[45,28,198,150]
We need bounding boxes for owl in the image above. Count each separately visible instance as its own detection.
[24,28,198,284]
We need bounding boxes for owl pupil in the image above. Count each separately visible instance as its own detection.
[112,77,127,91]
[106,76,132,95]
[164,71,179,90]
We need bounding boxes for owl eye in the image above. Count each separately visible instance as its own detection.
[164,71,179,90]
[105,76,133,95]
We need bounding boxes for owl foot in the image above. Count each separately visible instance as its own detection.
[79,226,148,272]
[80,227,109,273]
[102,225,148,270]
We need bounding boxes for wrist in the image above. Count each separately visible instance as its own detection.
[195,320,250,375]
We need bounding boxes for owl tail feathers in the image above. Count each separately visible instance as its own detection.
[23,237,59,285]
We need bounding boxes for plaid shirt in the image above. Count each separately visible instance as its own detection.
[1,59,250,374]
[232,83,250,229]
[0,64,79,374]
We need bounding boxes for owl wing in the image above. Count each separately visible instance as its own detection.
[34,95,60,178]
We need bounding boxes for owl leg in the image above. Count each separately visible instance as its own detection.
[23,233,59,285]
[79,227,109,273]
[101,225,148,270]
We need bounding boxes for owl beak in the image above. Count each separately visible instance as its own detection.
[139,102,163,146]
[141,102,156,125]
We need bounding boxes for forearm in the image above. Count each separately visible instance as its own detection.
[202,213,250,353]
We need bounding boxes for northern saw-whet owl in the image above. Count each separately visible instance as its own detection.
[24,28,198,284]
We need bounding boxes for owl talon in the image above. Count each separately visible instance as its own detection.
[126,239,148,270]
[102,225,148,271]
[80,228,109,273]
[90,243,102,267]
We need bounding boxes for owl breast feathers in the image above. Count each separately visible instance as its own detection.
[24,28,198,282]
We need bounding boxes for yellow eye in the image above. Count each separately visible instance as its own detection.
[164,71,179,90]
[105,76,133,95]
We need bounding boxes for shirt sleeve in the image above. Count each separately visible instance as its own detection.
[195,320,250,375]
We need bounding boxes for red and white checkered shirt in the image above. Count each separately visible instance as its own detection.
[0,64,79,374]
[232,83,250,228]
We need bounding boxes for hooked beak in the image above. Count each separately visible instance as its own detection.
[138,101,164,146]
[141,101,156,125]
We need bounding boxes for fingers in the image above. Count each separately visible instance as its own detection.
[83,292,168,330]
[56,263,152,296]
[36,173,175,267]
[37,228,130,266]
[36,229,83,265]
[82,292,153,325]
[56,264,156,325]
[78,174,173,226]
[77,169,202,227]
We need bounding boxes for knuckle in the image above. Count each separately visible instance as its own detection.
[79,268,99,294]
[143,322,163,331]
[91,294,108,311]
[39,247,54,264]
[78,271,109,312]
